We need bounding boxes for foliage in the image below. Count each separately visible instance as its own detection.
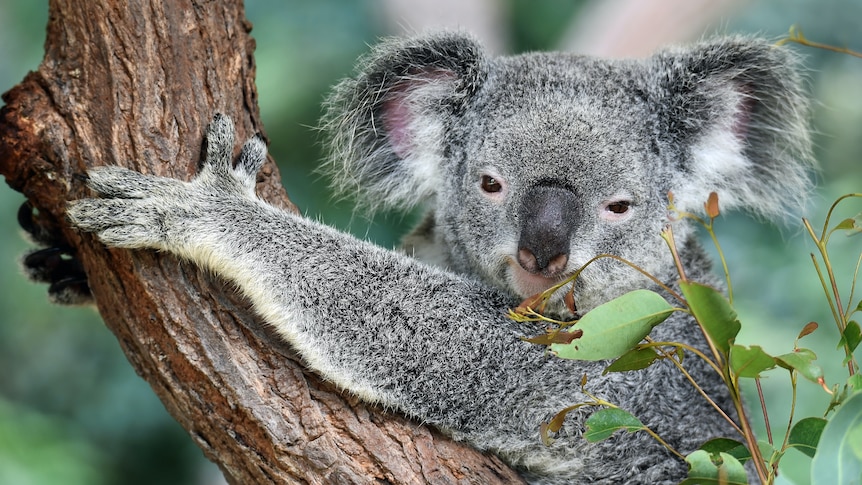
[514,191,862,484]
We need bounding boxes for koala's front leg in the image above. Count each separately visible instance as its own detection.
[68,113,459,408]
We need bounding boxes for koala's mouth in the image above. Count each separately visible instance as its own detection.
[506,259,570,299]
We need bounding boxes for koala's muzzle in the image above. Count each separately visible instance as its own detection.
[517,185,579,277]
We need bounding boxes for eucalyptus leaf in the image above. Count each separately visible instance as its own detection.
[729,344,776,378]
[787,417,827,458]
[541,403,585,445]
[838,320,861,353]
[680,281,740,357]
[583,408,645,442]
[551,290,674,361]
[681,450,749,485]
[797,321,819,340]
[603,347,659,374]
[834,217,857,231]
[775,349,824,384]
[835,213,862,236]
[758,440,778,465]
[811,392,862,485]
[699,438,752,464]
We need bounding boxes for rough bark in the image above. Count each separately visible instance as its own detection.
[0,1,523,483]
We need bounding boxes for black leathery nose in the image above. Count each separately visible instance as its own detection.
[517,185,579,276]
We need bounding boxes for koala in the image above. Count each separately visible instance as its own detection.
[63,32,811,484]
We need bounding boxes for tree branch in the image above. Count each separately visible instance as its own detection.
[0,1,523,483]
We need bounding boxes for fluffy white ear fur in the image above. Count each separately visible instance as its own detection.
[377,71,458,209]
[320,32,486,212]
[663,44,813,222]
[672,89,753,216]
[676,88,812,223]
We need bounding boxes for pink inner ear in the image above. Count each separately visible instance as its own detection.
[382,88,414,159]
[380,68,458,159]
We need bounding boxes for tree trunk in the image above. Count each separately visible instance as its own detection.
[0,1,523,483]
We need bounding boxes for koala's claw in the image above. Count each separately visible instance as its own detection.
[22,247,83,283]
[46,276,92,305]
[18,202,93,304]
[18,201,61,247]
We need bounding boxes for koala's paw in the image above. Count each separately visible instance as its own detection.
[18,202,93,305]
[66,166,185,249]
[21,247,92,305]
[67,114,268,252]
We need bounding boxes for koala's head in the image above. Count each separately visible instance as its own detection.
[322,32,812,309]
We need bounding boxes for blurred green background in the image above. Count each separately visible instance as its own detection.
[0,1,860,484]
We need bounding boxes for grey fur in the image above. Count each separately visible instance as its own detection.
[67,33,812,483]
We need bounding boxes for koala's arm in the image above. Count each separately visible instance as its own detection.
[68,115,567,436]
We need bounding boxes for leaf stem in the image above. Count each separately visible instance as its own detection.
[643,340,723,377]
[704,223,734,305]
[661,225,688,283]
[807,252,842,334]
[779,371,798,454]
[642,426,686,461]
[845,252,862,318]
[550,252,686,305]
[755,378,772,446]
[804,211,858,376]
[778,25,862,59]
[732,377,770,484]
[648,341,743,435]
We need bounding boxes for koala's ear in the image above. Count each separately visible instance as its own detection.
[321,32,487,210]
[651,37,814,220]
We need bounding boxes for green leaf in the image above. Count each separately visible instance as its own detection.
[729,344,776,378]
[775,348,824,384]
[834,217,857,231]
[551,290,674,361]
[681,450,749,485]
[583,408,645,442]
[811,392,862,485]
[680,281,740,357]
[603,347,659,374]
[848,374,862,391]
[699,438,752,464]
[838,320,861,353]
[787,417,827,458]
[758,440,778,464]
[835,213,862,236]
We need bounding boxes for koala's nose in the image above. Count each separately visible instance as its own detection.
[517,185,579,277]
[517,247,569,276]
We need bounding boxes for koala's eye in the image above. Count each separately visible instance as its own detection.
[481,175,503,193]
[606,201,631,214]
